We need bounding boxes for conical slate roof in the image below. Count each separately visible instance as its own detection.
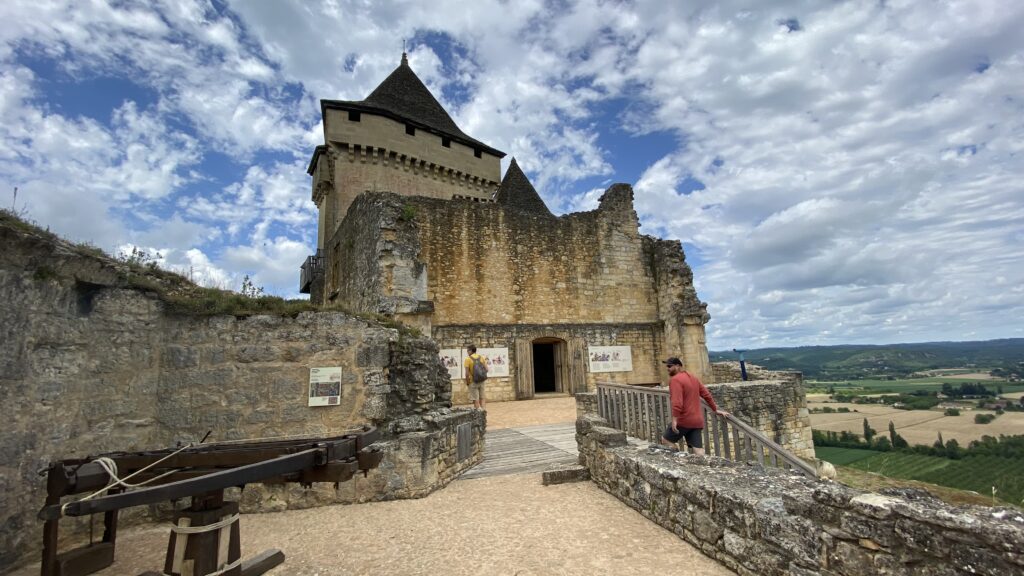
[321,53,504,157]
[495,158,552,216]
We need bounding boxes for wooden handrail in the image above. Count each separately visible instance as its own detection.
[595,382,815,478]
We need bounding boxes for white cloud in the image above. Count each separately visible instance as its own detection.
[2,0,1022,346]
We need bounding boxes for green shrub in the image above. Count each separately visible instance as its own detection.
[945,408,961,416]
[975,413,996,424]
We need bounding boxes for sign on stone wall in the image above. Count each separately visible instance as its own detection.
[308,366,342,406]
[588,346,633,373]
[477,347,510,378]
[439,349,464,380]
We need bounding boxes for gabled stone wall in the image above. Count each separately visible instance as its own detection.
[576,408,1024,576]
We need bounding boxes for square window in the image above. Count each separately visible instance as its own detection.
[442,137,451,148]
[348,111,361,122]
[474,148,482,158]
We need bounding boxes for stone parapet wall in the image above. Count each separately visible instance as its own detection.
[576,412,1024,576]
[706,378,814,459]
[0,219,479,569]
[712,361,797,383]
[233,408,484,511]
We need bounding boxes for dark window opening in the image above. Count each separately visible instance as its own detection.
[533,343,556,393]
[406,124,415,136]
[75,281,104,317]
[474,148,482,158]
[442,137,451,148]
[348,111,361,122]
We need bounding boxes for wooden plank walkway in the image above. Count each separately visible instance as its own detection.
[459,422,648,480]
[459,423,578,479]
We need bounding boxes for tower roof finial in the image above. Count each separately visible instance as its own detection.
[402,39,408,66]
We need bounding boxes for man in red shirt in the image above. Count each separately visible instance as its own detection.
[660,357,729,455]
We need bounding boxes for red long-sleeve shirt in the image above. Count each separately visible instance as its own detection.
[669,370,718,429]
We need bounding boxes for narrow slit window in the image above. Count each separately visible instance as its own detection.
[406,124,415,136]
[442,137,451,148]
[474,148,482,158]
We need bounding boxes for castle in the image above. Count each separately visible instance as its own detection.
[300,54,714,403]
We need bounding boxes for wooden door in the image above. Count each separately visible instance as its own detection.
[567,337,587,394]
[514,339,534,400]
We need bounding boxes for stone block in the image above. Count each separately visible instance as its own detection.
[590,425,627,447]
[541,464,589,485]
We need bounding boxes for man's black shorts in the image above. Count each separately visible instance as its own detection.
[663,425,703,449]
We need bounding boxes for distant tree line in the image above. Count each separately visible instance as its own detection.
[812,420,1024,461]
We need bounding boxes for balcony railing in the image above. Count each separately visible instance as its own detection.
[596,382,816,478]
[299,251,323,294]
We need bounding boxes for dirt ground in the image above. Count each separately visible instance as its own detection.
[809,400,1024,446]
[13,475,732,576]
[14,398,733,576]
[465,395,578,429]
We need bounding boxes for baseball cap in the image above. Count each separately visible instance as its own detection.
[663,357,683,366]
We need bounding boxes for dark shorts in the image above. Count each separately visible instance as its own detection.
[664,425,703,449]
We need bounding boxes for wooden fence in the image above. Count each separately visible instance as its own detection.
[595,382,816,478]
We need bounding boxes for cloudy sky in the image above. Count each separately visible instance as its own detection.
[2,0,1022,349]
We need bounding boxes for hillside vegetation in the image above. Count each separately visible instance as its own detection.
[711,340,1024,380]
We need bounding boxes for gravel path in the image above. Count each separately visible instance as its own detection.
[13,398,733,575]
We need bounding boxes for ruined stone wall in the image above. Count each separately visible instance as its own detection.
[576,409,1024,576]
[645,236,712,384]
[433,323,664,403]
[0,220,482,569]
[413,188,660,326]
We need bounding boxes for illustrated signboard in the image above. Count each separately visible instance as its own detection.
[439,349,465,380]
[588,346,633,373]
[476,347,510,378]
[309,366,342,406]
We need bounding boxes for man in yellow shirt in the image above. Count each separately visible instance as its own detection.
[463,345,488,409]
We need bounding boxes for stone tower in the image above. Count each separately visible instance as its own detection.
[305,52,506,258]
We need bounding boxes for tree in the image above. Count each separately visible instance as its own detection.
[863,418,876,443]
[888,420,897,445]
[944,408,960,416]
[873,436,892,452]
[892,433,909,449]
[240,275,264,298]
[945,439,962,459]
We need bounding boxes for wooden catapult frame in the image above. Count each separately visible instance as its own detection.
[37,426,383,576]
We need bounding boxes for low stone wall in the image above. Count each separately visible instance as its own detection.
[576,410,1024,576]
[233,408,484,511]
[712,361,796,383]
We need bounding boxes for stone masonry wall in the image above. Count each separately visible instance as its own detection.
[707,378,815,459]
[410,187,661,326]
[576,409,1024,576]
[0,219,483,570]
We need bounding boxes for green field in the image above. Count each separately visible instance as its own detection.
[813,447,877,465]
[817,449,1024,505]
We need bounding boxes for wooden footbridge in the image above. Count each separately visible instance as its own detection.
[459,422,645,480]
